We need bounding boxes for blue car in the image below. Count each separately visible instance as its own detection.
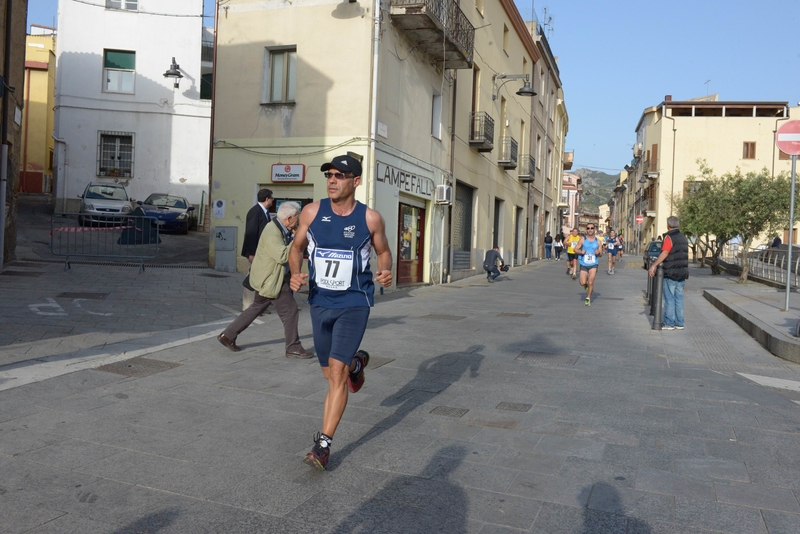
[137,194,195,234]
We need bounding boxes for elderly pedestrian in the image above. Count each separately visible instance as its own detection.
[648,216,688,330]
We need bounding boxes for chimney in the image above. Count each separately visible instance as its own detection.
[665,95,672,102]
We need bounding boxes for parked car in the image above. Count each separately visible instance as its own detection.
[643,240,662,269]
[137,194,195,234]
[78,183,132,225]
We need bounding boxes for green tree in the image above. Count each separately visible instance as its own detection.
[675,161,793,281]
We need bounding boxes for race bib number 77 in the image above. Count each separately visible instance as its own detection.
[314,249,354,291]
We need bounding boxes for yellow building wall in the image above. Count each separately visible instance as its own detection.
[21,34,56,193]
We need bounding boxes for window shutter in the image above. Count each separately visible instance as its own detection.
[104,50,135,70]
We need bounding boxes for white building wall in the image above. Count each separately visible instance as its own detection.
[53,0,210,211]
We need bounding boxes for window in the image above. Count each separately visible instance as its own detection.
[431,92,442,139]
[106,0,137,10]
[264,47,297,104]
[743,142,756,159]
[780,149,790,160]
[503,25,509,54]
[471,65,480,112]
[98,131,134,177]
[103,49,135,93]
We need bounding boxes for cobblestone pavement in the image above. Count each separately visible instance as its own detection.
[1,255,799,533]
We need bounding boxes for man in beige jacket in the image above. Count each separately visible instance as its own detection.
[217,201,314,358]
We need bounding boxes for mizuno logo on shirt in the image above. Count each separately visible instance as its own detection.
[322,216,331,222]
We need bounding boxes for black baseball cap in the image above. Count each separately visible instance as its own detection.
[321,155,362,177]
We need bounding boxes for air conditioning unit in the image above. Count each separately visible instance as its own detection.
[434,184,452,205]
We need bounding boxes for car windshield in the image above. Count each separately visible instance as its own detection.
[85,185,128,201]
[144,195,186,209]
[648,243,662,253]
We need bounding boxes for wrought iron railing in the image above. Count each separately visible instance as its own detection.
[469,111,493,146]
[392,0,475,63]
[720,245,800,288]
[498,137,518,167]
[519,155,535,181]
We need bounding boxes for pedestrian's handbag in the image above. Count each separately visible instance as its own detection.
[242,274,254,291]
[500,265,509,272]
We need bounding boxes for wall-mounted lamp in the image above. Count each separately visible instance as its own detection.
[492,73,536,100]
[163,57,183,88]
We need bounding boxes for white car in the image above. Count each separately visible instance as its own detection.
[78,183,132,225]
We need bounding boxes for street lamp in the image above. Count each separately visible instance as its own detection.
[163,57,183,88]
[492,74,537,100]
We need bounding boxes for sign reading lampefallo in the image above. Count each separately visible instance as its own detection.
[271,164,305,183]
[776,120,800,156]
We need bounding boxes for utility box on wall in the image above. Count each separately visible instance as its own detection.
[214,226,237,272]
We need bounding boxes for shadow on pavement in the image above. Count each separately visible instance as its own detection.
[583,484,652,533]
[113,507,181,533]
[328,346,485,470]
[332,445,469,533]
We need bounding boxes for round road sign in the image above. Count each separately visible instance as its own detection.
[776,120,800,156]
[636,214,644,224]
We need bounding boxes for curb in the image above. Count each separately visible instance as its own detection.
[703,289,800,365]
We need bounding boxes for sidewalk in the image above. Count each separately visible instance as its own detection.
[1,257,799,533]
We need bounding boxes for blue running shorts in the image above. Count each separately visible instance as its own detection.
[309,305,370,367]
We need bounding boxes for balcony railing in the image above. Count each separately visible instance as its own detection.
[468,111,493,152]
[498,137,518,169]
[391,0,475,69]
[518,154,535,182]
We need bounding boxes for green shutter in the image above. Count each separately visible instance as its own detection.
[104,50,135,70]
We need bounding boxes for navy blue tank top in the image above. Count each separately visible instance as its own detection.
[306,199,374,308]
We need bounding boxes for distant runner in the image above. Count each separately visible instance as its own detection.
[565,228,581,279]
[605,229,619,274]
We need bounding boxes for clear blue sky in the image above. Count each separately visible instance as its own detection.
[29,0,800,174]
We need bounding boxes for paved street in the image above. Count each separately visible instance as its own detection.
[1,256,800,533]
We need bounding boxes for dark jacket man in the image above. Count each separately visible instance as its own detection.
[242,188,273,262]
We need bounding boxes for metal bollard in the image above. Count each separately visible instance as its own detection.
[651,265,664,330]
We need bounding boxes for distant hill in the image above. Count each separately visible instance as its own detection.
[572,168,618,211]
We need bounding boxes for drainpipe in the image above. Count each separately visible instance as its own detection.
[21,66,29,192]
[446,69,457,283]
[663,104,676,217]
[207,0,220,240]
[52,135,67,211]
[366,0,381,211]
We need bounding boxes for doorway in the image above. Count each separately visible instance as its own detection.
[397,203,425,285]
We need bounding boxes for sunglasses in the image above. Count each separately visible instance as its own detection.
[323,172,354,180]
[586,227,595,230]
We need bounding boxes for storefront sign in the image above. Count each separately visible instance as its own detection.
[271,164,305,183]
[376,162,433,199]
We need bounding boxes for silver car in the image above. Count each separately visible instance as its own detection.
[78,183,132,225]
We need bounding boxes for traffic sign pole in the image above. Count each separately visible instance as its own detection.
[776,121,800,312]
[785,155,796,312]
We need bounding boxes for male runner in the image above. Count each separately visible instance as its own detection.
[576,223,602,305]
[565,228,581,279]
[289,154,393,470]
[605,229,619,274]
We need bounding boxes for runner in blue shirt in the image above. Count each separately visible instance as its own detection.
[604,229,619,275]
[576,223,603,306]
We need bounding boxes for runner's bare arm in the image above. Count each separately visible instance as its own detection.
[576,237,585,254]
[366,208,393,288]
[289,202,319,291]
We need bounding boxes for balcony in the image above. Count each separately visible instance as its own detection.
[563,150,574,170]
[468,111,494,152]
[498,137,518,169]
[518,154,535,182]
[391,0,475,69]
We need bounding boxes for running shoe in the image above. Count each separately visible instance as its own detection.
[585,298,591,306]
[572,273,577,280]
[303,432,330,470]
[347,350,370,393]
[584,283,589,291]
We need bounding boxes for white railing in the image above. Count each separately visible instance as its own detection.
[719,244,800,288]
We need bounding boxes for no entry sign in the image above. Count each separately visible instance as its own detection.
[636,214,644,224]
[776,120,800,156]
